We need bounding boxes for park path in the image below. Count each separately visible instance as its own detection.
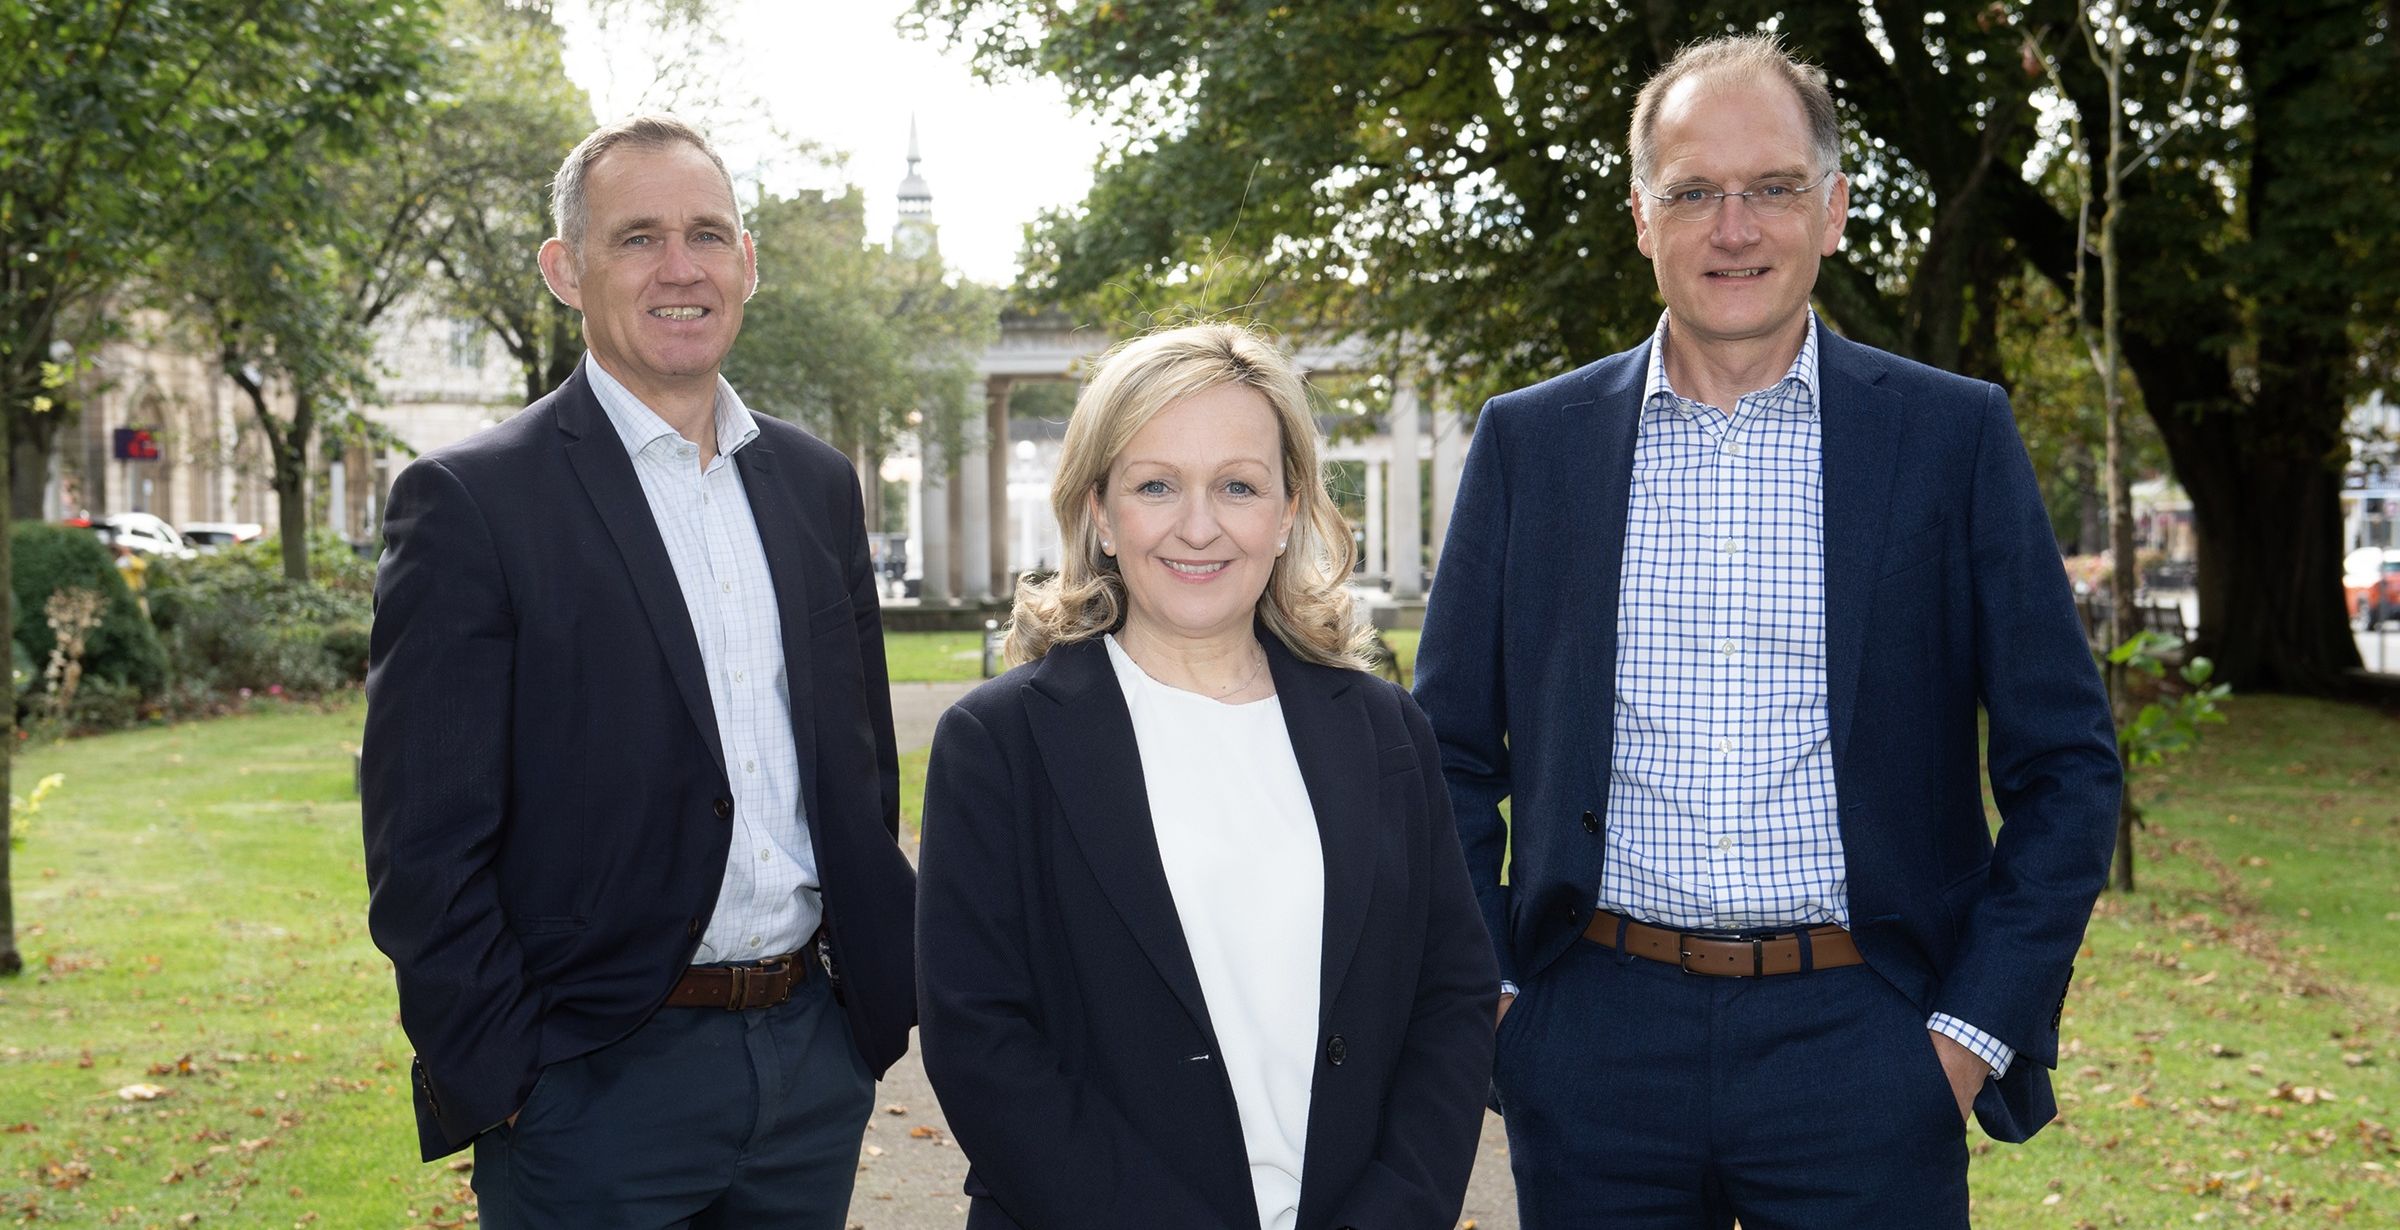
[847,681,1519,1229]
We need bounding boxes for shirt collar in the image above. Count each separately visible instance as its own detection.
[583,354,761,462]
[1642,311,1822,421]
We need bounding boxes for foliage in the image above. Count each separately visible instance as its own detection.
[0,0,442,973]
[908,0,2400,691]
[5,772,60,852]
[7,524,164,702]
[420,0,598,405]
[2103,628,2231,891]
[144,537,374,706]
[2108,631,2231,767]
[726,187,1000,463]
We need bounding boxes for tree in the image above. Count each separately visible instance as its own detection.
[0,0,436,975]
[908,0,2400,692]
[421,0,596,406]
[726,186,998,504]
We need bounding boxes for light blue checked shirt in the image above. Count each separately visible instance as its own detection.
[1597,314,2012,1078]
[586,356,821,965]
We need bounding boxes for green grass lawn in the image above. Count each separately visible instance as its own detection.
[882,630,992,683]
[2,691,2395,1226]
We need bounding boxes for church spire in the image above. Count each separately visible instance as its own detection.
[895,114,936,258]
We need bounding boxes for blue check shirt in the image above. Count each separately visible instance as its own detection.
[1591,314,2011,1078]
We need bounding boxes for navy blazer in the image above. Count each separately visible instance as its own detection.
[1414,328,2120,1143]
[917,633,1498,1230]
[362,367,916,1160]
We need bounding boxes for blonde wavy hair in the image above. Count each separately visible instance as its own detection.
[1004,322,1372,671]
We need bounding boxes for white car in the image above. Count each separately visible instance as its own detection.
[88,512,197,560]
[178,520,267,552]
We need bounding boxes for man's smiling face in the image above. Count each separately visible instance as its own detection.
[1632,72,1847,357]
[540,139,756,409]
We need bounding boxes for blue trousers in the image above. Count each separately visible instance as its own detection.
[471,973,873,1230]
[1494,937,1971,1229]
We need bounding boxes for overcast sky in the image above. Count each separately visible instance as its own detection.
[555,0,1109,286]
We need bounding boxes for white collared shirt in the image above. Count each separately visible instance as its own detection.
[1603,314,2013,1077]
[585,356,819,963]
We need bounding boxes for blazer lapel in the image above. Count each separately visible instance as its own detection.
[1816,330,1903,773]
[557,373,727,775]
[733,440,824,829]
[1572,348,1650,802]
[1263,637,1379,1023]
[1024,641,1217,1038]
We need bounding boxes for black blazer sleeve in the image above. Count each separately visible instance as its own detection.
[361,456,539,1152]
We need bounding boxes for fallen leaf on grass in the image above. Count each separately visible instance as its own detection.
[4,1123,36,1133]
[909,1125,941,1140]
[116,1082,171,1101]
[884,1103,908,1115]
[2271,1083,2335,1105]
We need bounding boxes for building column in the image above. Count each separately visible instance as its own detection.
[985,377,1013,599]
[919,434,952,604]
[1364,457,1385,587]
[1430,391,1467,572]
[958,419,991,603]
[1386,374,1424,600]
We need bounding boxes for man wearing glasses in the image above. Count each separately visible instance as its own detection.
[1415,34,2119,1227]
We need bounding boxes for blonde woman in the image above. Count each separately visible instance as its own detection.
[917,323,1496,1229]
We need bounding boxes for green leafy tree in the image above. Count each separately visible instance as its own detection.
[421,0,597,405]
[909,0,2400,692]
[0,0,437,975]
[726,186,999,507]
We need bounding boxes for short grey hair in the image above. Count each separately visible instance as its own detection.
[1628,34,1841,189]
[550,114,740,255]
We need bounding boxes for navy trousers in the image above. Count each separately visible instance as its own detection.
[1494,936,1971,1229]
[470,973,874,1230]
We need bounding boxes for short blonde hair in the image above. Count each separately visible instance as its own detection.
[1005,322,1371,671]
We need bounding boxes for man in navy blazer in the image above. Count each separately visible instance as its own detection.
[362,116,914,1228]
[1414,36,2119,1227]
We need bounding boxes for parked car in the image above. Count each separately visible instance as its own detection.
[178,520,266,552]
[66,512,197,560]
[2344,546,2400,629]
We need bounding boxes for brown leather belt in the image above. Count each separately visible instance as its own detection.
[1583,909,1862,977]
[663,949,810,1011]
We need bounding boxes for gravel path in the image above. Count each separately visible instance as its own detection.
[850,680,1520,1229]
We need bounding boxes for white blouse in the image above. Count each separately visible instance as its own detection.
[1105,635,1326,1230]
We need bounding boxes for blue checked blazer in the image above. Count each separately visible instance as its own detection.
[1414,327,2120,1143]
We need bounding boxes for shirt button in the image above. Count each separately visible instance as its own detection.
[1718,639,1737,656]
[758,847,771,862]
[1723,440,1742,455]
[748,935,762,949]
[734,670,746,683]
[744,759,757,773]
[720,581,732,593]
[1715,739,1733,756]
[1720,538,1739,554]
[1718,836,1735,852]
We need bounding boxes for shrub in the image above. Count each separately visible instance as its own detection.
[146,537,374,703]
[9,522,168,701]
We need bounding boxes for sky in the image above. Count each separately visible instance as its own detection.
[554,0,1110,286]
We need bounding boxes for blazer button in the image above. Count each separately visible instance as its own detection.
[712,797,733,820]
[1582,809,1599,834]
[688,917,703,938]
[1325,1035,1347,1066]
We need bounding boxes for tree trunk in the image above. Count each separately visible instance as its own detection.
[9,407,60,521]
[1,385,20,976]
[276,454,310,583]
[2166,424,2356,692]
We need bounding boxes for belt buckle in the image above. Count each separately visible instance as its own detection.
[724,963,752,1010]
[1677,936,1764,977]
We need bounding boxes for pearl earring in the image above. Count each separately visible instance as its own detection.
[1101,539,1114,554]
